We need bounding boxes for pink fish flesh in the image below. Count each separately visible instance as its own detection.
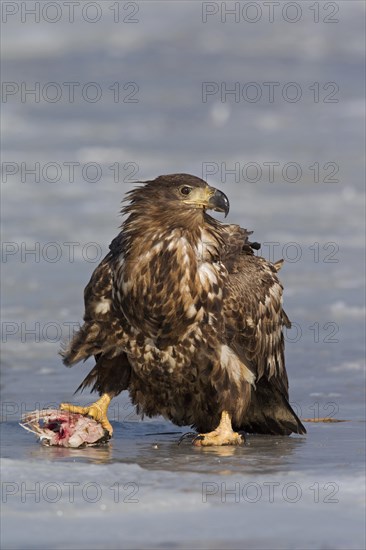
[20,409,109,448]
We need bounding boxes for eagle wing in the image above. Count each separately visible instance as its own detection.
[221,225,304,434]
[62,241,132,395]
[221,225,288,388]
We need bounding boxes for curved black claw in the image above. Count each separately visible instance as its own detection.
[93,429,112,446]
[177,431,200,446]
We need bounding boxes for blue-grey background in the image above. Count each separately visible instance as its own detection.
[1,2,365,549]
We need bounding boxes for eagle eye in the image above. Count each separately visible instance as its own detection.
[180,186,192,196]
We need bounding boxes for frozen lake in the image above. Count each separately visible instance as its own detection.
[1,1,365,549]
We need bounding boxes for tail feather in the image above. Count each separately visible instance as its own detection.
[241,378,306,435]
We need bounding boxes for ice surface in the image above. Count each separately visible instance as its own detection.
[1,1,365,549]
[1,420,365,550]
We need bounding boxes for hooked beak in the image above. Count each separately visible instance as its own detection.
[206,187,230,218]
[182,186,230,217]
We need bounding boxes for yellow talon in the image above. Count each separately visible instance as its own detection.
[193,411,244,446]
[60,393,114,435]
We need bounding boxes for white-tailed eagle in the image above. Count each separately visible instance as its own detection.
[60,174,305,445]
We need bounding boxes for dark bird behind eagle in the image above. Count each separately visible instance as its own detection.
[60,174,305,445]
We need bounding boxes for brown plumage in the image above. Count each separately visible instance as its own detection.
[61,174,305,441]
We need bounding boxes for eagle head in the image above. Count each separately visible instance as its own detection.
[125,173,230,218]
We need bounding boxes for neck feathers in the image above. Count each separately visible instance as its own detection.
[121,200,222,258]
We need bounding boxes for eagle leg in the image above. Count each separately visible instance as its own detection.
[193,411,244,446]
[60,392,114,436]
